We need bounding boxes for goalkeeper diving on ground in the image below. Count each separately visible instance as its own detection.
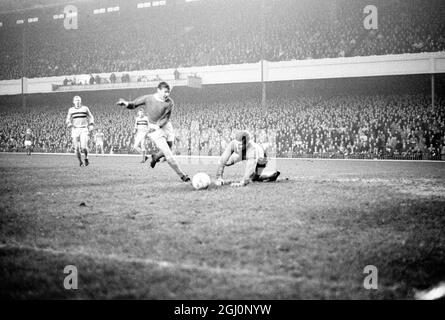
[215,130,280,187]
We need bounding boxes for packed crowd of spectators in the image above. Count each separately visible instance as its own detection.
[1,94,444,160]
[1,0,444,80]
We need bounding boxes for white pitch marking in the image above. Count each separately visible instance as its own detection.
[0,242,301,283]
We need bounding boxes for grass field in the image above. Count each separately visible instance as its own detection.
[0,153,444,299]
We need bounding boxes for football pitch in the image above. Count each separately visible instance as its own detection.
[0,153,444,299]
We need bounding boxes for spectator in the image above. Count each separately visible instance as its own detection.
[174,69,180,80]
[1,93,443,160]
[0,0,444,80]
[110,73,116,84]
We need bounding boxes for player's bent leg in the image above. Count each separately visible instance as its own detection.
[251,159,280,182]
[152,135,189,181]
[254,166,280,182]
[258,170,280,182]
[216,143,238,181]
[134,144,142,153]
[152,123,174,166]
[226,153,241,167]
[151,140,173,167]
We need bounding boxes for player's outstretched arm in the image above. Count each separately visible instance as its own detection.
[117,95,148,109]
[116,98,129,107]
[215,142,235,186]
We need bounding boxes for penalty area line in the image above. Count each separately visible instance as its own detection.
[0,242,300,283]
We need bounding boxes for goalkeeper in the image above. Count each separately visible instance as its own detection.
[215,130,280,187]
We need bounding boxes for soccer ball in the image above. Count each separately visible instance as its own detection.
[192,172,211,190]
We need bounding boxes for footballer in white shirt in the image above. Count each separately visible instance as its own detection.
[66,96,94,166]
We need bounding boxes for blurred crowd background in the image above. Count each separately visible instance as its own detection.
[1,93,444,160]
[0,0,444,80]
[0,0,444,160]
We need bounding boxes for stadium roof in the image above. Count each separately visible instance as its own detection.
[0,0,95,14]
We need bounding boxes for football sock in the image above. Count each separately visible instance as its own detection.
[166,157,186,178]
[76,148,82,162]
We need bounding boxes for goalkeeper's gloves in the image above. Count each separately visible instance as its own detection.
[215,177,225,186]
[231,180,248,187]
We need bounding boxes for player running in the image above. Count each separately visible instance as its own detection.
[133,109,150,163]
[116,82,190,182]
[94,129,105,156]
[66,95,94,166]
[24,128,34,156]
[215,130,280,187]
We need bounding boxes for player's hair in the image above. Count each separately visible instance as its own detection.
[235,130,251,143]
[157,81,170,91]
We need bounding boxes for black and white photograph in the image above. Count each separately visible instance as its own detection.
[0,0,444,305]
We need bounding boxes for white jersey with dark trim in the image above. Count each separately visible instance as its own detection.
[135,116,149,132]
[66,106,94,128]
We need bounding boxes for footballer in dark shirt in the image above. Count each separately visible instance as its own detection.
[117,82,190,182]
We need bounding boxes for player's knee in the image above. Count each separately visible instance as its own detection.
[225,159,236,167]
[165,154,176,163]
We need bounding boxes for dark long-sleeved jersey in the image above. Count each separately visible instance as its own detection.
[127,94,173,128]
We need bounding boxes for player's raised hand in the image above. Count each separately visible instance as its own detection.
[116,98,129,107]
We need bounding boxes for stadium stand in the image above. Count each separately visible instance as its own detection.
[0,0,444,80]
[1,93,444,160]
